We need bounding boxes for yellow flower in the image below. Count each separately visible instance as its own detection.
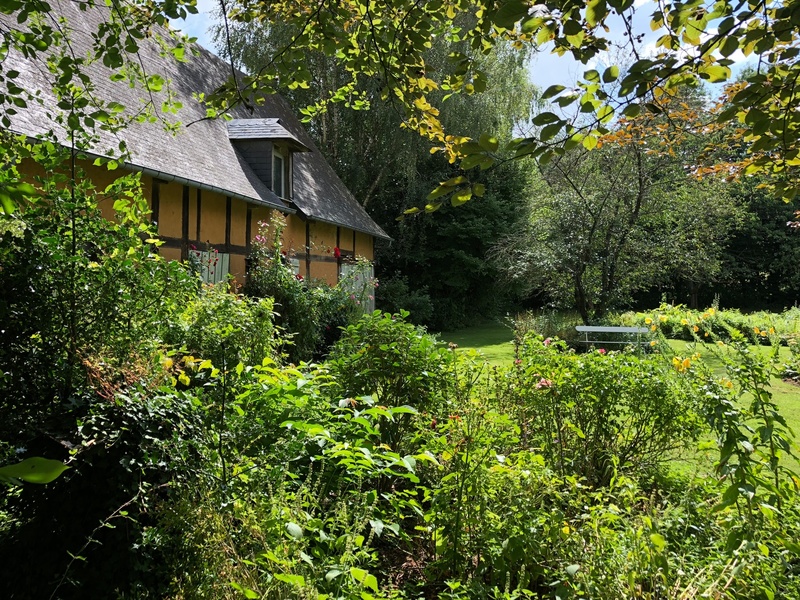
[721,378,733,389]
[161,357,174,370]
[645,317,653,324]
[704,332,709,337]
[717,341,725,347]
[769,327,775,335]
[693,325,699,332]
[651,325,657,331]
[702,312,710,319]
[682,358,692,370]
[754,326,761,334]
[681,319,689,325]
[659,315,668,322]
[650,340,657,347]
[708,308,716,315]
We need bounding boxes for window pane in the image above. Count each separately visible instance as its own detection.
[273,154,284,197]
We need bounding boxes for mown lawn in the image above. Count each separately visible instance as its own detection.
[438,321,515,366]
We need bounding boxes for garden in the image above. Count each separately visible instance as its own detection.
[4,0,800,597]
[1,171,799,597]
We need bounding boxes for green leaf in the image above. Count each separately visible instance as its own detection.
[542,84,566,100]
[602,65,619,83]
[479,132,499,152]
[540,122,562,142]
[450,187,472,207]
[585,0,607,27]
[649,533,667,551]
[584,69,600,82]
[274,573,305,587]
[493,0,529,29]
[285,522,303,539]
[0,191,15,214]
[532,111,560,126]
[622,103,641,118]
[597,104,614,123]
[699,64,730,83]
[0,457,69,484]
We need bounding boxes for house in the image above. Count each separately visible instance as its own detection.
[0,0,389,287]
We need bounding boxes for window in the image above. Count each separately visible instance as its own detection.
[340,260,375,313]
[272,149,285,198]
[190,249,230,284]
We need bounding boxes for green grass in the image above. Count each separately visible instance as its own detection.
[438,321,515,366]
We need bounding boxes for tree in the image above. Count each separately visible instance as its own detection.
[216,17,541,327]
[494,91,741,322]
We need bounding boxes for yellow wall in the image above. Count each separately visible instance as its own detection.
[355,231,374,261]
[18,159,376,288]
[160,247,181,262]
[311,261,338,283]
[284,215,306,255]
[199,191,227,246]
[231,199,247,247]
[158,181,183,238]
[310,222,337,255]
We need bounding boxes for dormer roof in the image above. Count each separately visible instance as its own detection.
[227,119,311,152]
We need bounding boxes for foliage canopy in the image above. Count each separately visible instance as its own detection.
[2,0,800,212]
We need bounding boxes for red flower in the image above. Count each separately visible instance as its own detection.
[598,348,607,355]
[295,274,304,281]
[333,247,341,259]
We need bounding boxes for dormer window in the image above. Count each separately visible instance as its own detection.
[227,118,311,205]
[273,148,285,198]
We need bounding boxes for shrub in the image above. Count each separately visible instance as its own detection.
[506,335,701,486]
[244,216,368,363]
[165,283,277,369]
[327,311,455,451]
[0,162,196,449]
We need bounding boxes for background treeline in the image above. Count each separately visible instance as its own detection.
[220,20,800,327]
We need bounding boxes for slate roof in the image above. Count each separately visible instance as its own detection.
[0,0,390,240]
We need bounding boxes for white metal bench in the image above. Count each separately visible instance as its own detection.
[575,325,650,346]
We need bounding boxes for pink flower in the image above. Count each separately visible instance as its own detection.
[536,378,552,389]
[598,348,607,355]
[514,359,522,365]
[543,338,552,346]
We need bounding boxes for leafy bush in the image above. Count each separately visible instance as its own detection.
[166,283,277,369]
[244,216,366,363]
[0,385,212,598]
[374,273,434,325]
[0,161,196,450]
[505,335,701,486]
[619,303,800,345]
